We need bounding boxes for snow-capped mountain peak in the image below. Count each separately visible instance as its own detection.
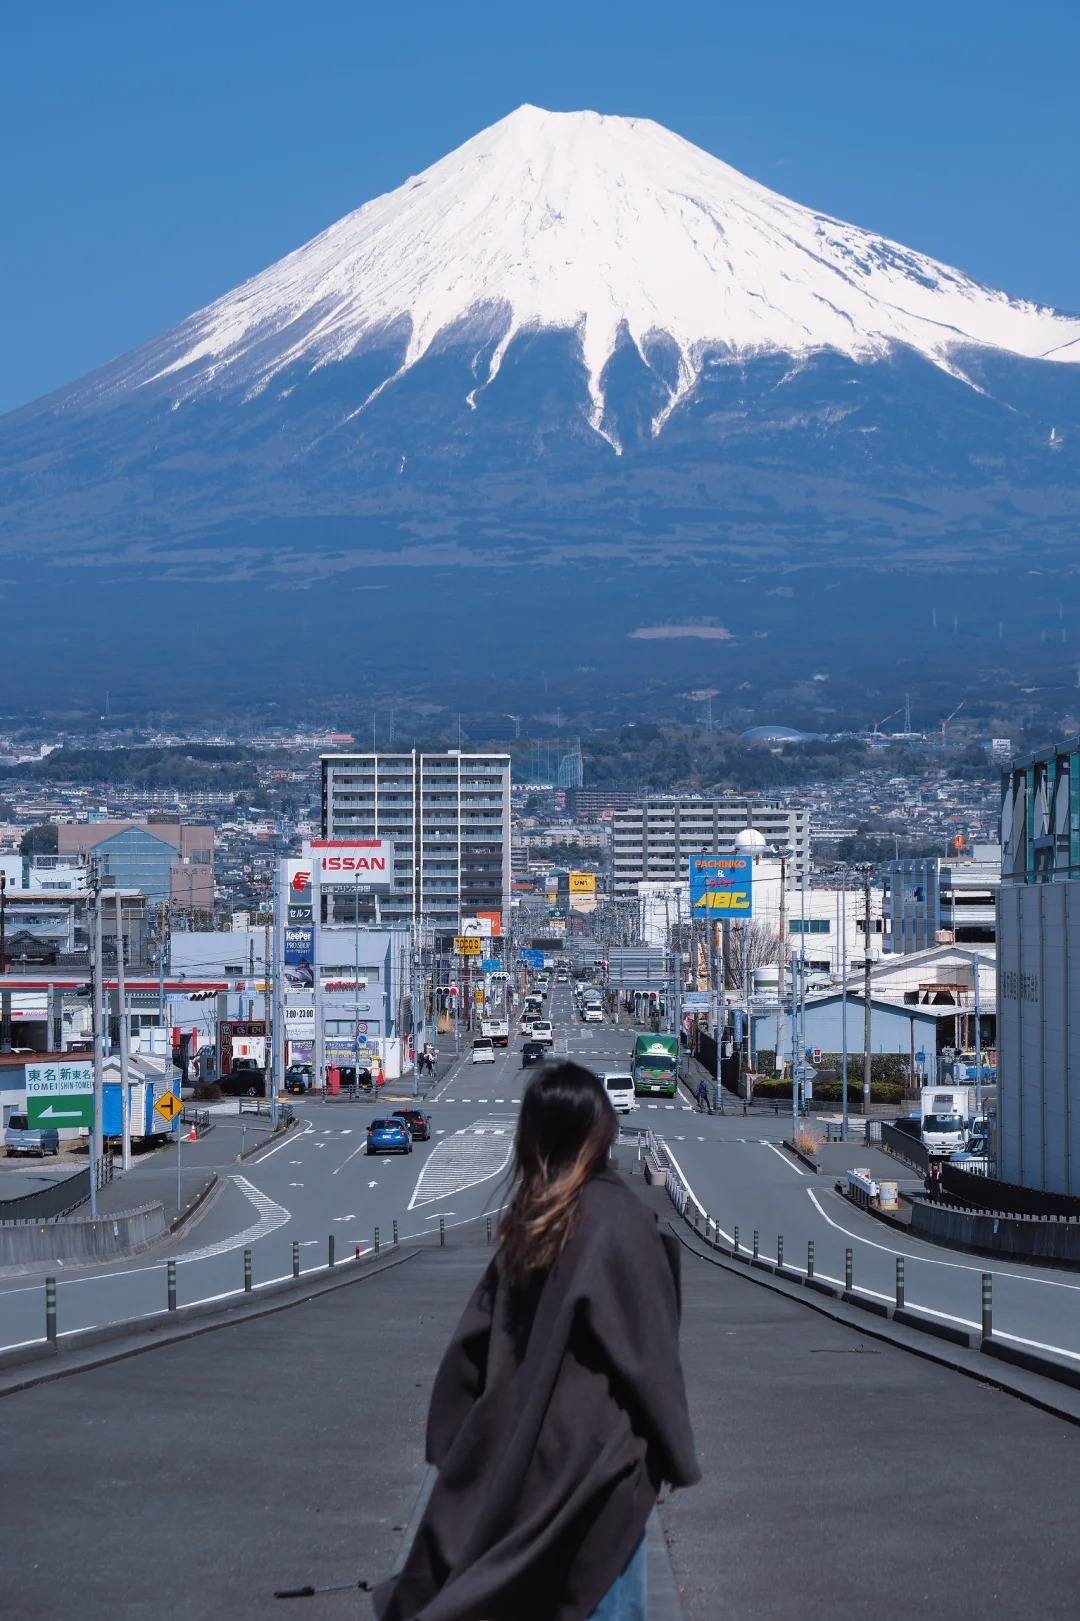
[85,104,1080,446]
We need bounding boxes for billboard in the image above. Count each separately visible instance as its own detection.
[569,872,596,895]
[284,922,315,988]
[282,996,314,1039]
[292,839,396,894]
[688,854,753,916]
[454,935,483,957]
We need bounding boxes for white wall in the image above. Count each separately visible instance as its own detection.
[998,881,1080,1193]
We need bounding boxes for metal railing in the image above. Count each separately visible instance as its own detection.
[0,1153,113,1224]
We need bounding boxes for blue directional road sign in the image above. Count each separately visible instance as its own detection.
[519,949,545,969]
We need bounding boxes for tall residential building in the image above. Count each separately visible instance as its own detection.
[881,845,1000,954]
[612,797,810,899]
[320,751,511,930]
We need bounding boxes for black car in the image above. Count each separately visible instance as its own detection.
[220,1060,266,1097]
[285,1063,313,1095]
[522,1039,546,1067]
[392,1108,432,1141]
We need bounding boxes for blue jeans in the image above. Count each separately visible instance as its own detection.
[587,1535,646,1621]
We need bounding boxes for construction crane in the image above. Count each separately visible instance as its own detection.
[870,705,903,739]
[940,701,965,745]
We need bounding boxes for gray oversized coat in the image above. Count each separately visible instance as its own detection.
[374,1167,700,1621]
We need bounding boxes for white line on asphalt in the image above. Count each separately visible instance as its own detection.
[368,1180,378,1188]
[332,1142,369,1176]
[764,1142,806,1176]
[252,1121,314,1165]
[176,1176,292,1265]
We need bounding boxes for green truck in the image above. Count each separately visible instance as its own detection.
[632,1034,680,1098]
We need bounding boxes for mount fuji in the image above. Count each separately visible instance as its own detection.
[2,105,1079,713]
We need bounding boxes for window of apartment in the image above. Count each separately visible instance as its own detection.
[789,918,830,934]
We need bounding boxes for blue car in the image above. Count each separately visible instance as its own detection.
[366,1117,413,1156]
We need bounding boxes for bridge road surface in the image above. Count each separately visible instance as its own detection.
[667,1118,1080,1364]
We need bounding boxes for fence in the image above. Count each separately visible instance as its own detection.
[0,1154,113,1224]
[939,1163,1080,1220]
[880,1122,931,1176]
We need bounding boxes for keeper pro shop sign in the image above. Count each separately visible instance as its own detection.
[294,840,396,894]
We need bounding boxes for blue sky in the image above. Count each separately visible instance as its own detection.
[3,0,1078,413]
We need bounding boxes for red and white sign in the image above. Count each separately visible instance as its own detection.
[288,839,396,895]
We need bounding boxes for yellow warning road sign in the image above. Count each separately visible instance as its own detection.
[155,1091,183,1123]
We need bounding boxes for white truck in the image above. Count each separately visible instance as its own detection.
[920,1085,976,1157]
[480,1016,509,1048]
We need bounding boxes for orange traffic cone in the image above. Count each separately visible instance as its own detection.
[186,1123,198,1141]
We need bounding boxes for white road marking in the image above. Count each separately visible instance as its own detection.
[333,1214,357,1222]
[407,1126,513,1210]
[252,1120,313,1165]
[764,1142,806,1176]
[287,1182,304,1188]
[176,1176,291,1265]
[368,1180,378,1188]
[332,1142,369,1176]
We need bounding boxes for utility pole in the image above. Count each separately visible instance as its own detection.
[270,858,283,1127]
[840,866,849,1138]
[776,848,788,1074]
[157,899,169,1051]
[115,892,131,1172]
[862,866,873,1118]
[973,952,983,1121]
[0,869,10,1055]
[88,862,102,1219]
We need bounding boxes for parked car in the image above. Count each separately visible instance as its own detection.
[530,1021,554,1048]
[366,1118,412,1155]
[285,1063,313,1095]
[220,1060,266,1098]
[601,1072,635,1113]
[4,1114,60,1157]
[521,1039,546,1067]
[472,1037,496,1064]
[392,1108,432,1141]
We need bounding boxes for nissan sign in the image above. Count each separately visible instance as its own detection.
[293,839,396,894]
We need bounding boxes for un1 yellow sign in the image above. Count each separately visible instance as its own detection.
[454,935,482,956]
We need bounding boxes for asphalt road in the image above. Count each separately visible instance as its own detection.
[6,978,1080,1374]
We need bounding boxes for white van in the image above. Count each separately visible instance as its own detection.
[602,1072,635,1113]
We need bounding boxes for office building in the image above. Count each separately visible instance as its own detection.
[998,741,1080,1192]
[57,818,214,913]
[882,845,1001,954]
[612,797,809,900]
[321,751,511,930]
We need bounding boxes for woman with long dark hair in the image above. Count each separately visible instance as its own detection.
[375,1061,699,1621]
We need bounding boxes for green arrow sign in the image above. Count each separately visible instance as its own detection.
[27,1096,94,1129]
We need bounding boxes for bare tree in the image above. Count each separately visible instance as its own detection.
[721,920,786,991]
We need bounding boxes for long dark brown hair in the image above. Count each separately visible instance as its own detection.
[500,1062,616,1288]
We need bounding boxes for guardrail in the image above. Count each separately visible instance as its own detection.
[180,1108,213,1137]
[0,1153,114,1224]
[880,1122,931,1175]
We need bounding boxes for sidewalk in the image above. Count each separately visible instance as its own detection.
[93,1109,282,1224]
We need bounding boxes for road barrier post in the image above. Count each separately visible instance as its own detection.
[244,1248,252,1293]
[292,1241,300,1279]
[374,1226,381,1256]
[807,1240,815,1279]
[167,1259,177,1312]
[777,1234,784,1269]
[734,1225,740,1254]
[328,1234,336,1270]
[752,1229,759,1260]
[45,1276,56,1344]
[845,1248,853,1293]
[896,1256,905,1310]
[439,1216,446,1248]
[393,1220,399,1246]
[485,1215,492,1245]
[982,1272,993,1340]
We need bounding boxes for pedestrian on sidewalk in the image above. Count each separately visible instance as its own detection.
[374,1061,699,1621]
[695,1075,712,1114]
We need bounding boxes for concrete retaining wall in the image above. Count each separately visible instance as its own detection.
[909,1199,1080,1264]
[0,1203,166,1266]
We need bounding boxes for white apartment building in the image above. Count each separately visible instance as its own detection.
[320,751,511,932]
[613,797,810,900]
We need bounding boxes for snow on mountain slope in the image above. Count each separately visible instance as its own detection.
[73,105,1080,446]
